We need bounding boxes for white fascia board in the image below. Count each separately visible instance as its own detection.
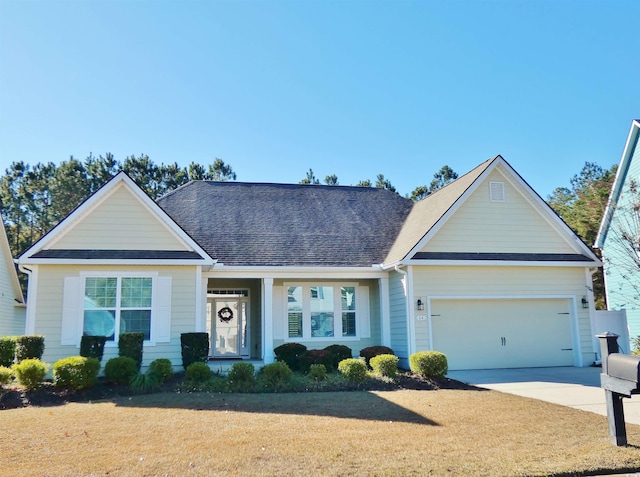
[403,259,602,267]
[595,120,640,249]
[494,165,600,260]
[402,158,501,260]
[18,258,214,266]
[207,264,387,279]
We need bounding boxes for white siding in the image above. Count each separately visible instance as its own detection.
[388,271,408,362]
[33,265,198,370]
[412,265,595,366]
[52,185,188,251]
[422,168,576,254]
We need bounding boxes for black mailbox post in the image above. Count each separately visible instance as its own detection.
[597,332,640,446]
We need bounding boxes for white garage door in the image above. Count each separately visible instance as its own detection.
[430,299,574,370]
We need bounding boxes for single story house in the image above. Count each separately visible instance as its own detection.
[596,119,640,353]
[0,213,26,336]
[17,155,601,371]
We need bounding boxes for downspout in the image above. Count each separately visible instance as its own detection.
[395,265,413,365]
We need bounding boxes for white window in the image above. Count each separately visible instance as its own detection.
[489,181,505,202]
[83,276,153,341]
[286,284,357,340]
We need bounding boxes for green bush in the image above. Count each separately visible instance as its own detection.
[409,351,448,378]
[15,335,45,363]
[323,344,352,370]
[185,361,212,382]
[130,372,160,394]
[118,332,144,370]
[53,356,100,390]
[370,354,398,378]
[0,365,13,385]
[12,358,48,390]
[633,336,640,357]
[104,356,138,385]
[337,358,368,383]
[299,349,333,373]
[180,332,209,369]
[259,361,292,389]
[360,345,395,368]
[273,342,307,372]
[148,358,173,384]
[308,363,327,381]
[80,335,108,362]
[227,362,255,392]
[0,337,17,367]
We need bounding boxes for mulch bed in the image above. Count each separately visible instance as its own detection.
[0,373,476,411]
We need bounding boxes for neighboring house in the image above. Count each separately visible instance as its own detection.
[0,214,26,336]
[17,155,601,371]
[596,119,640,353]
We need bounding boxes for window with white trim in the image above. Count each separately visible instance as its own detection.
[286,284,357,339]
[83,276,153,341]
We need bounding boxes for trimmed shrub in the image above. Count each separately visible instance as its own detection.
[409,351,448,378]
[181,332,209,369]
[185,361,212,382]
[80,335,108,362]
[0,337,17,367]
[12,358,48,390]
[130,372,160,394]
[227,362,255,392]
[299,349,332,373]
[323,344,352,370]
[370,354,398,378]
[259,361,292,390]
[15,335,45,363]
[104,356,138,385]
[337,358,368,383]
[0,365,13,385]
[148,358,173,384]
[360,345,395,368]
[308,363,327,381]
[53,356,100,390]
[273,342,307,372]
[118,332,144,370]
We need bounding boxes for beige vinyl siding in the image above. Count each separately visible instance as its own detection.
[388,271,408,360]
[412,266,594,365]
[52,185,188,251]
[422,168,576,254]
[0,262,24,336]
[271,278,381,357]
[33,265,198,370]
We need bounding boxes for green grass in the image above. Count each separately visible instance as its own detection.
[3,389,640,476]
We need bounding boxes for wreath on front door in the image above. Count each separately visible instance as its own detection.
[217,306,234,323]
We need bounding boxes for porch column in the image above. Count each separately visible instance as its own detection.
[263,278,275,363]
[379,277,391,347]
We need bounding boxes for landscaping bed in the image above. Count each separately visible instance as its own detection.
[0,370,473,410]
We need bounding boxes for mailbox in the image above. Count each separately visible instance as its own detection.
[598,332,639,447]
[608,354,640,384]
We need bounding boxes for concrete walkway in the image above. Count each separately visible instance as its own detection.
[447,366,640,425]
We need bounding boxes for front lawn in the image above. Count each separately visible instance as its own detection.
[3,389,640,476]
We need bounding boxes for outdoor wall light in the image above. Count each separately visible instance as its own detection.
[416,298,424,311]
[581,296,589,309]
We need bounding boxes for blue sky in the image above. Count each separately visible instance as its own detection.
[1,0,638,199]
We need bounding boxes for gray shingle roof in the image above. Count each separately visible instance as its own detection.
[31,249,204,260]
[411,252,595,262]
[157,182,414,267]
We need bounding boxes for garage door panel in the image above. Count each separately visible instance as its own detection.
[430,299,573,370]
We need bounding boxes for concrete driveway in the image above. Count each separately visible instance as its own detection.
[447,366,640,425]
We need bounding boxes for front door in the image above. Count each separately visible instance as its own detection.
[208,296,249,358]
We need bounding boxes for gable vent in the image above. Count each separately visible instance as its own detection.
[489,182,505,202]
